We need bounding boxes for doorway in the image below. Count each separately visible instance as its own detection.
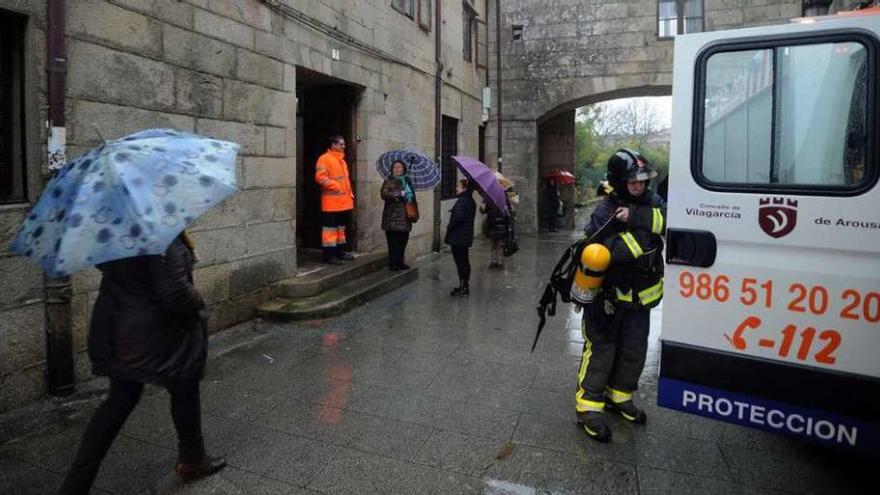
[296,68,361,255]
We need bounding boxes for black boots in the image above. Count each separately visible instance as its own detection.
[605,399,647,424]
[578,411,612,443]
[174,436,227,480]
[450,280,470,297]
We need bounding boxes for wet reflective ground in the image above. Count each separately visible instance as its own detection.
[0,233,874,494]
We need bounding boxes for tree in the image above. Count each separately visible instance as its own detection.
[572,98,670,203]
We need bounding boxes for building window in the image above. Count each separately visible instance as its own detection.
[417,0,431,31]
[441,116,459,200]
[658,0,703,39]
[512,25,524,41]
[0,11,27,204]
[392,0,414,19]
[476,18,488,68]
[463,3,477,62]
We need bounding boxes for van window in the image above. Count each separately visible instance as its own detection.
[698,39,872,191]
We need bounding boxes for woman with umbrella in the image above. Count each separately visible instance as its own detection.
[11,129,237,492]
[376,150,439,271]
[444,179,476,297]
[380,160,418,270]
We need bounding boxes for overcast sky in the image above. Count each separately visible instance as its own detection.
[590,96,673,129]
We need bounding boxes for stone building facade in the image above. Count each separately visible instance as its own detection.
[0,0,488,412]
[485,0,863,232]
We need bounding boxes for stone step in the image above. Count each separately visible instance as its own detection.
[257,266,418,321]
[279,251,389,299]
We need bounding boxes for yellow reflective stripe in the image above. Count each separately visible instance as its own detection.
[619,232,643,258]
[606,387,632,404]
[615,288,633,302]
[329,175,345,180]
[638,280,663,305]
[651,208,664,235]
[324,191,347,196]
[576,398,605,413]
[575,320,604,413]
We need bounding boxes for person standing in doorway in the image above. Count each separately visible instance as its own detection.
[381,160,417,271]
[316,135,355,265]
[445,179,476,297]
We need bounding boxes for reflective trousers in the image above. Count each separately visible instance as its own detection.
[322,210,352,259]
[575,306,650,419]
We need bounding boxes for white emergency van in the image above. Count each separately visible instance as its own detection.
[660,9,880,454]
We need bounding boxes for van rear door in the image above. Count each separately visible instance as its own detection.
[660,14,880,454]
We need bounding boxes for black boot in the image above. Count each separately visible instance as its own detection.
[450,281,464,297]
[460,281,470,297]
[605,399,647,425]
[174,435,227,480]
[578,411,612,443]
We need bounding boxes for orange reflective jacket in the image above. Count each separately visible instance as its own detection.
[315,150,354,212]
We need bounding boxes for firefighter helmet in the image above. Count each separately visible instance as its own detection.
[606,149,657,183]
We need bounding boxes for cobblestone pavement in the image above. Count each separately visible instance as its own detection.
[0,233,874,494]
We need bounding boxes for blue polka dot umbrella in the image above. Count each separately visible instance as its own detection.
[9,129,239,277]
[375,149,440,191]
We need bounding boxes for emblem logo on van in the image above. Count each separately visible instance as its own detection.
[758,197,798,238]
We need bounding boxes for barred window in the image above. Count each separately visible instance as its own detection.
[658,0,703,39]
[441,116,459,200]
[392,0,414,19]
[0,11,27,204]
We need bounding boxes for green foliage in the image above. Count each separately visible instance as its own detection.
[573,103,669,203]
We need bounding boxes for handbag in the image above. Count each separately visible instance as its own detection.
[405,200,420,223]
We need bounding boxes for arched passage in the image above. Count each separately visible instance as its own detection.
[535,86,672,232]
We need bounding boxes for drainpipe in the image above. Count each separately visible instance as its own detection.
[45,0,75,397]
[803,0,833,15]
[494,0,502,173]
[433,0,443,252]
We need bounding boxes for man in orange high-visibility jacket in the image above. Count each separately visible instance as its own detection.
[315,135,355,264]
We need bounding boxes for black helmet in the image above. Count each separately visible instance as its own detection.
[606,149,656,183]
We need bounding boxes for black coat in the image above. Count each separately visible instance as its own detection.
[485,203,509,241]
[88,237,207,388]
[381,177,414,232]
[445,191,476,248]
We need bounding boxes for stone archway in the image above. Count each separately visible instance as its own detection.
[536,85,671,232]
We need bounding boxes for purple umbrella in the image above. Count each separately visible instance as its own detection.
[451,156,507,216]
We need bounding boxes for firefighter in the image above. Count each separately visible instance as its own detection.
[575,149,665,442]
[315,135,355,264]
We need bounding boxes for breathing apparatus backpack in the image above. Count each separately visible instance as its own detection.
[532,182,620,352]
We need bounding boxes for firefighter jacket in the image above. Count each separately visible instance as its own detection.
[315,149,354,212]
[585,193,666,309]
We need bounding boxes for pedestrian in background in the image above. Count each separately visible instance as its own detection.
[445,179,476,297]
[316,135,355,265]
[482,200,509,270]
[543,179,560,232]
[61,233,225,493]
[381,160,417,271]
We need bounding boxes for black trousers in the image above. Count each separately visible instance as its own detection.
[385,230,409,268]
[322,210,352,258]
[451,246,471,283]
[575,307,650,418]
[61,379,203,494]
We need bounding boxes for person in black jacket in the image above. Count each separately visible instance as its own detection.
[575,149,666,443]
[61,233,225,493]
[482,200,509,270]
[444,179,476,297]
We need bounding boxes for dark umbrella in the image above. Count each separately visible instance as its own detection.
[451,156,507,215]
[376,149,440,191]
